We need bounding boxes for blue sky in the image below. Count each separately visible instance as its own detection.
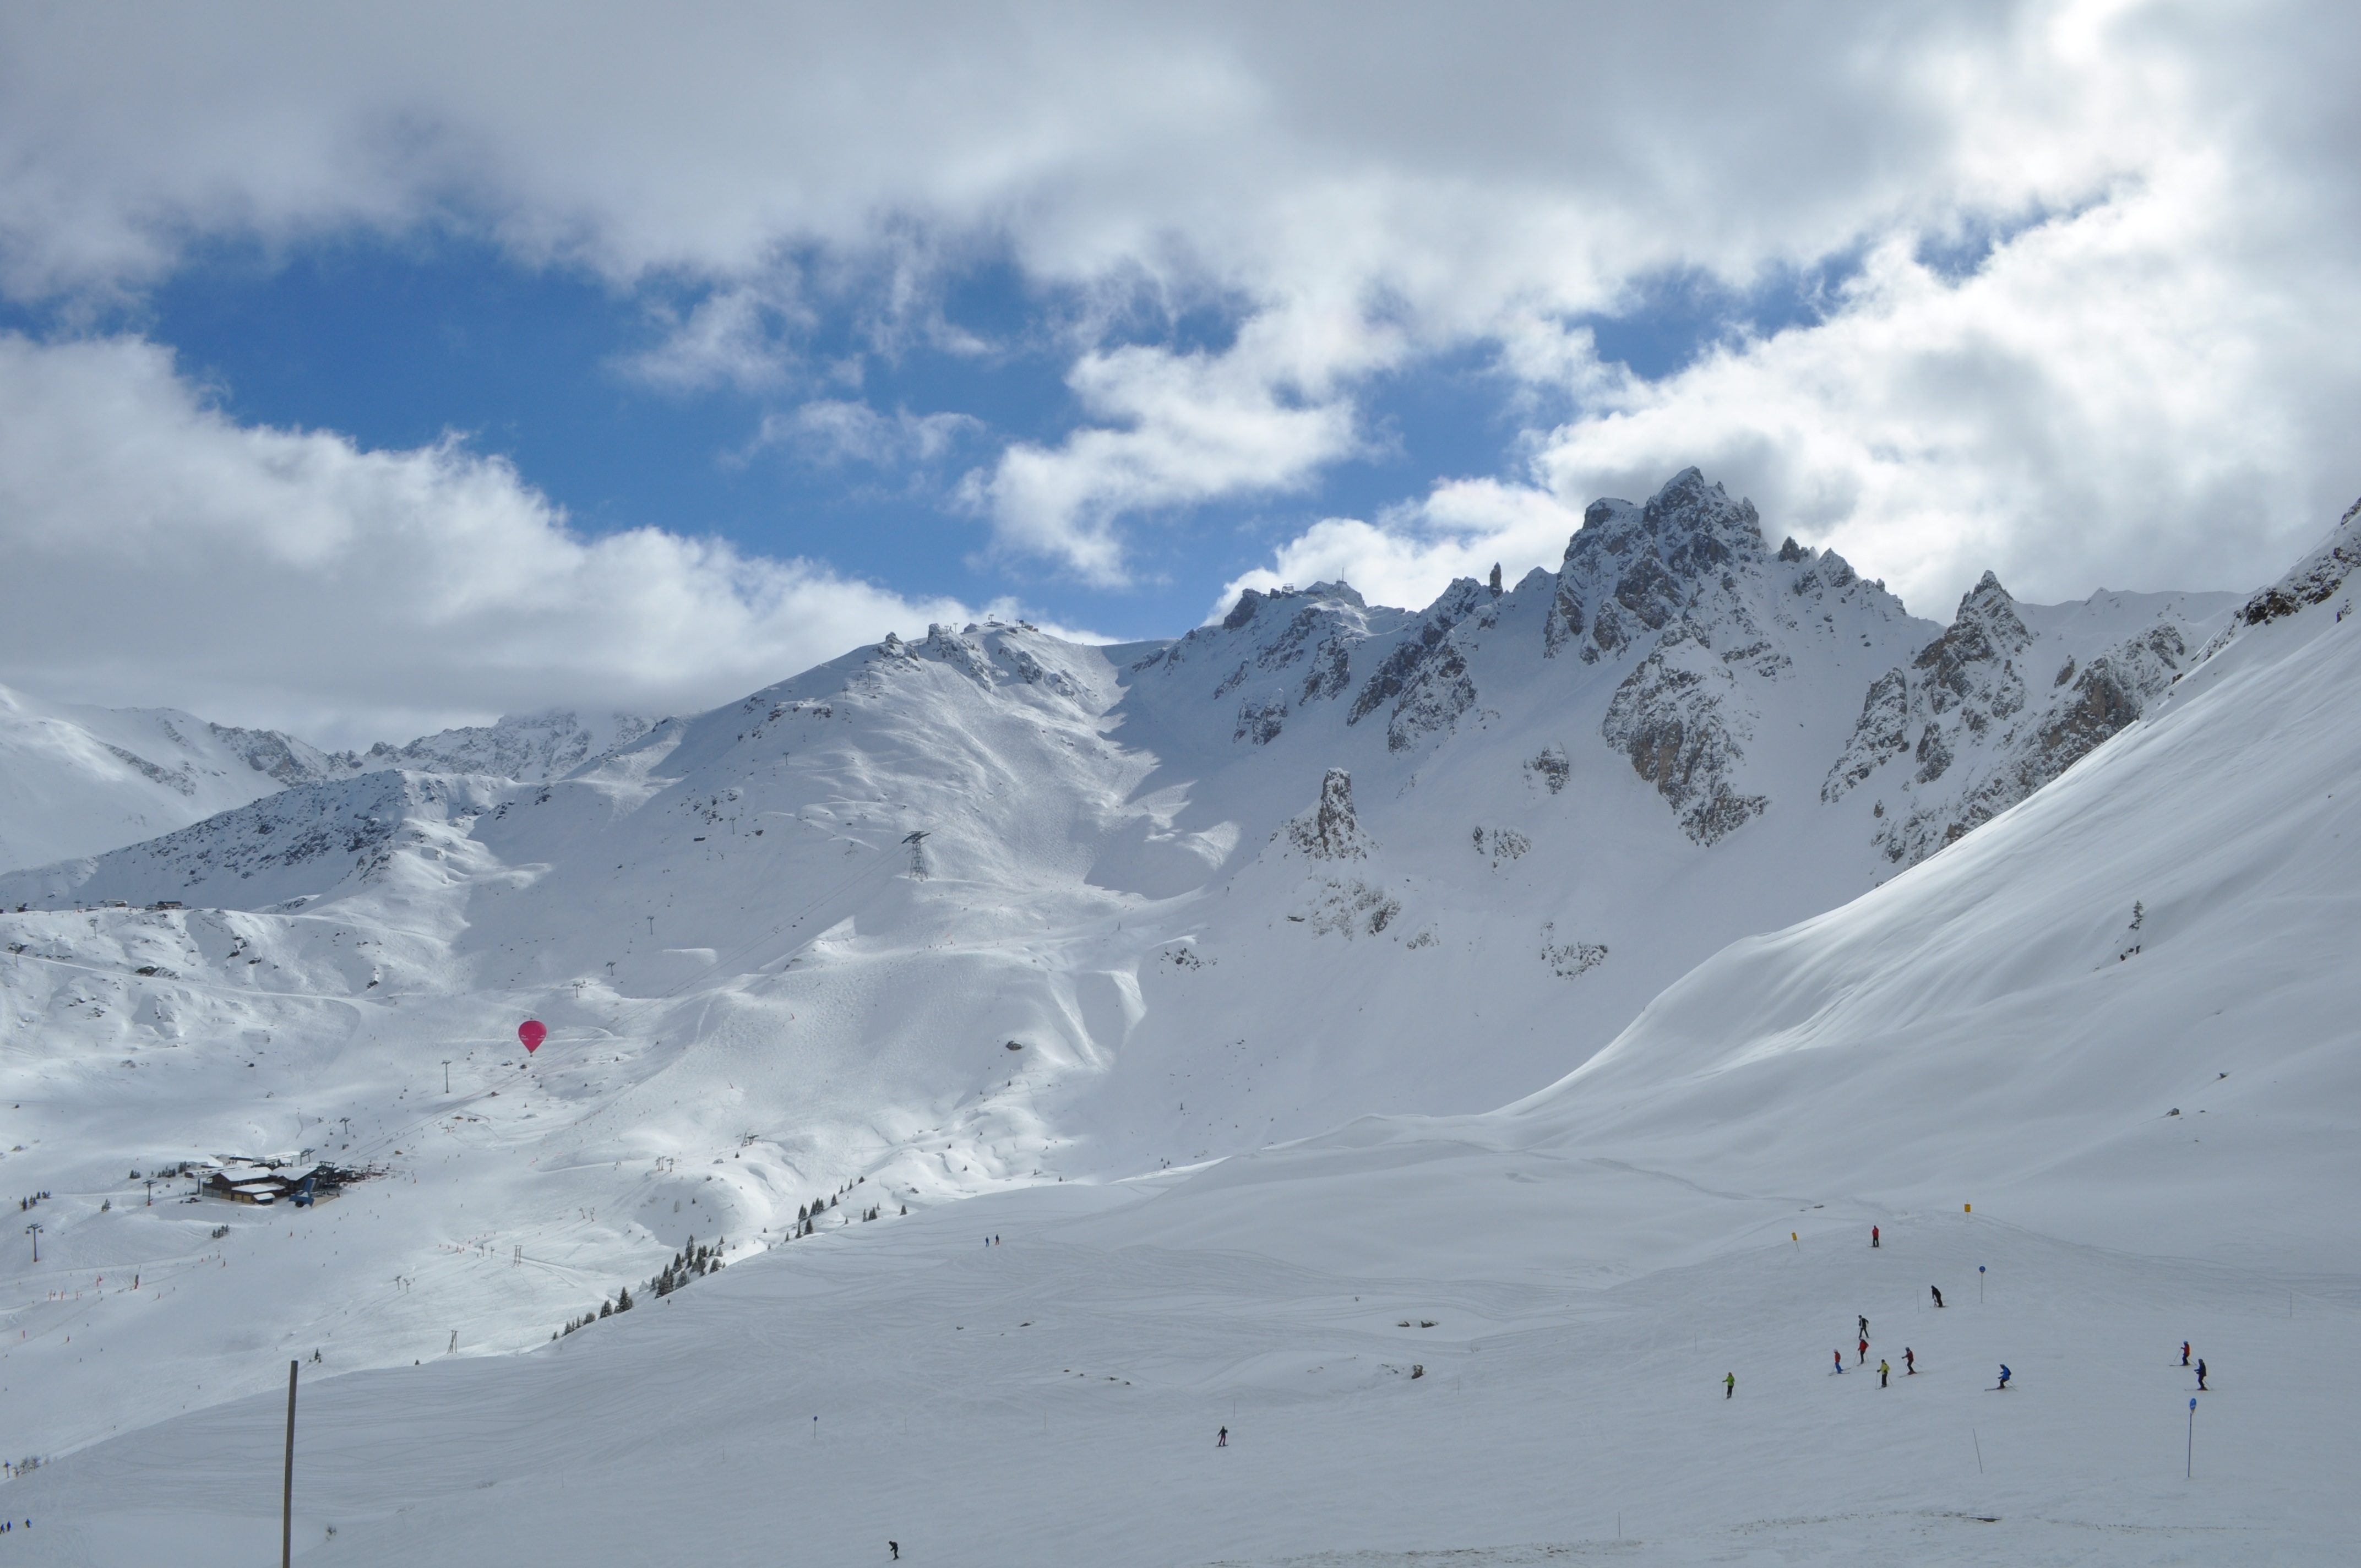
[4,233,1843,642]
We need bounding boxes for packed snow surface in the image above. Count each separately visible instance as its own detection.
[1,474,2349,1563]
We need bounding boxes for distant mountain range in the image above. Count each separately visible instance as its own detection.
[0,688,654,873]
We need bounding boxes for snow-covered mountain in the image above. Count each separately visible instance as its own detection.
[327,710,659,783]
[0,682,340,873]
[6,490,2355,1567]
[0,469,2245,1466]
[0,689,658,877]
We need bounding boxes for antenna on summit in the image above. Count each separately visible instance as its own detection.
[902,830,930,880]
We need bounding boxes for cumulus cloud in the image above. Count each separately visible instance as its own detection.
[1231,133,2361,622]
[0,334,1007,747]
[625,285,812,394]
[1214,481,1582,619]
[755,401,981,469]
[2,2,2357,613]
[966,301,1387,580]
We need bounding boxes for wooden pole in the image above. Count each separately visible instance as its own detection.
[282,1359,298,1568]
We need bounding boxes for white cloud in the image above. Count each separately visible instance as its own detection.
[624,285,810,394]
[1521,172,2361,612]
[1213,481,1582,619]
[966,301,1384,580]
[755,400,980,469]
[0,334,1005,747]
[1,2,2357,607]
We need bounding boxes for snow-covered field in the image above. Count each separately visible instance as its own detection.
[1,475,2352,1564]
[11,1188,2354,1567]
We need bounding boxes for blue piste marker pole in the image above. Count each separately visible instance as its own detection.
[1979,1265,1985,1304]
[2187,1397,2197,1478]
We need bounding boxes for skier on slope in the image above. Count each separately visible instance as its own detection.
[1724,1373,1735,1399]
[2181,1341,2191,1366]
[1903,1347,1916,1375]
[1931,1286,1944,1308]
[2196,1359,2208,1391]
[1832,1350,1845,1374]
[1995,1364,2011,1390]
[1217,1425,1228,1447]
[1858,1337,1869,1365]
[889,1544,899,1561]
[1878,1359,1890,1387]
[1858,1314,1869,1340]
[1871,1225,1879,1249]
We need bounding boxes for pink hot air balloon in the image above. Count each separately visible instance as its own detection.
[518,1019,547,1054]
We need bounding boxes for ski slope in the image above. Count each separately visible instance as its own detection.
[4,1167,2352,1566]
[3,473,2340,1564]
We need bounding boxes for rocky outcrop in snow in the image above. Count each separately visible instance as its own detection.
[1824,574,2227,864]
[1602,627,1767,845]
[202,724,343,785]
[1345,579,1490,752]
[1151,582,1387,747]
[1287,768,1372,860]
[2239,495,2361,626]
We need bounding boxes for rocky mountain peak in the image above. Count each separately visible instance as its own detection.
[1547,470,1772,663]
[1222,579,1368,631]
[1913,571,2032,710]
[1562,468,1765,576]
[1825,567,2231,863]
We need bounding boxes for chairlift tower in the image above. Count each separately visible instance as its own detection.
[903,830,931,880]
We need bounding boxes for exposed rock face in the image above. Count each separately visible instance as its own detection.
[1910,572,2031,745]
[1540,921,1608,978]
[1000,643,1084,699]
[1602,628,1767,845]
[1287,768,1371,860]
[1551,470,1771,667]
[1823,671,1910,800]
[1145,583,1380,743]
[1826,574,2211,864]
[1473,825,1530,867]
[1299,638,1353,703]
[1234,694,1287,746]
[206,725,344,786]
[925,624,993,682]
[1347,579,1490,750]
[1303,876,1400,937]
[1282,766,1394,933]
[1383,641,1477,753]
[1558,472,1814,845]
[1527,744,1571,794]
[2240,495,2361,625]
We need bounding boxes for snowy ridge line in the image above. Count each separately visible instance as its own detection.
[0,465,2284,1489]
